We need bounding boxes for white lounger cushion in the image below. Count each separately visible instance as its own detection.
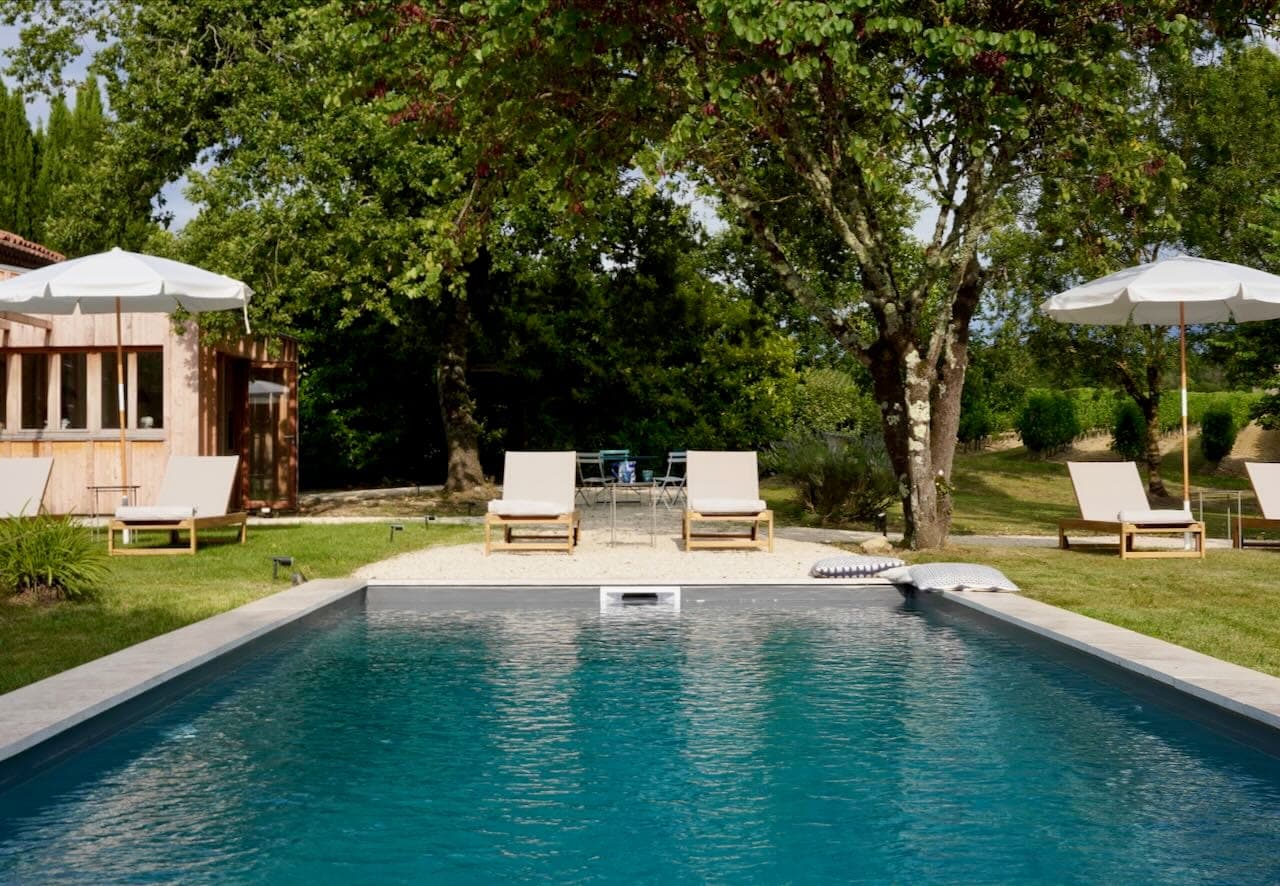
[1117,509,1195,524]
[689,497,768,514]
[116,505,198,521]
[487,499,568,517]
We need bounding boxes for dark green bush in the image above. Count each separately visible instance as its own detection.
[0,514,109,600]
[1200,405,1238,464]
[1016,392,1080,455]
[763,435,898,525]
[958,371,994,445]
[1111,400,1148,462]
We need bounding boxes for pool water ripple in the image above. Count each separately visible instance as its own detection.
[1,598,1278,883]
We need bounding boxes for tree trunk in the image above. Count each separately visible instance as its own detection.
[869,342,952,550]
[867,257,980,550]
[1142,403,1168,498]
[437,287,485,493]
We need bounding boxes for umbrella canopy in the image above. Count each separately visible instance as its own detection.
[1041,255,1280,511]
[1041,255,1280,325]
[0,247,249,315]
[0,247,252,500]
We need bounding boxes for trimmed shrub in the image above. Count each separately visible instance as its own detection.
[1200,405,1238,464]
[763,435,898,525]
[1111,400,1148,462]
[792,368,879,437]
[1016,392,1080,455]
[0,514,109,600]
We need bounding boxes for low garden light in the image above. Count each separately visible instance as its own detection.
[270,556,293,580]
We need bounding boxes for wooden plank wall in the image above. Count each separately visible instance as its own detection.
[1,313,201,514]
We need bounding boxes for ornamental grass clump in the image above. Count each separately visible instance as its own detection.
[0,514,108,601]
[764,435,898,525]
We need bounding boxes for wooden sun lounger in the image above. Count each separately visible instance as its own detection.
[1234,462,1280,548]
[0,457,53,518]
[108,455,247,555]
[485,451,581,555]
[1058,462,1205,559]
[683,450,774,553]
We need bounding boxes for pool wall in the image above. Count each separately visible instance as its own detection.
[2,578,1278,789]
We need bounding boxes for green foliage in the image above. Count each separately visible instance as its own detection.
[1016,392,1080,455]
[792,368,878,437]
[1112,400,1148,462]
[958,368,994,445]
[1199,405,1237,463]
[762,436,897,525]
[0,514,108,600]
[1158,391,1259,435]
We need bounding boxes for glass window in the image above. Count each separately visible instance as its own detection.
[137,351,164,429]
[21,354,48,429]
[59,353,87,429]
[101,353,126,430]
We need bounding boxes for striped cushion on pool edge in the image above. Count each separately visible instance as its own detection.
[809,555,905,578]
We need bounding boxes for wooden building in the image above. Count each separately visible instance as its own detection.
[0,231,298,515]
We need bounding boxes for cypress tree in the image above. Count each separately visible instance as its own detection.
[0,83,37,237]
[32,94,72,243]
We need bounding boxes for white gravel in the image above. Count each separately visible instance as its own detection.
[355,503,854,583]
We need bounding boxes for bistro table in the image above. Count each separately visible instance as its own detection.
[609,480,659,547]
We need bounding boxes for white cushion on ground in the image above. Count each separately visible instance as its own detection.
[689,497,767,514]
[907,563,1019,593]
[115,505,197,521]
[488,499,568,516]
[810,555,906,578]
[1117,509,1195,524]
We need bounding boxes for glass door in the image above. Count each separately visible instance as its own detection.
[245,363,297,511]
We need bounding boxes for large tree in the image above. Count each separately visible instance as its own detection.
[342,0,1270,547]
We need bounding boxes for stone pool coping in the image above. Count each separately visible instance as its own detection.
[2,579,1277,768]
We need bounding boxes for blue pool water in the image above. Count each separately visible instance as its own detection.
[1,589,1278,883]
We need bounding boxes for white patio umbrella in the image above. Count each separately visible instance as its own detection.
[1041,255,1280,510]
[0,247,251,496]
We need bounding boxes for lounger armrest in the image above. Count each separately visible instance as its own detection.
[1117,509,1196,524]
[689,497,768,515]
[115,505,197,521]
[488,499,571,517]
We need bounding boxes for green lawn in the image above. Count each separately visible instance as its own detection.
[0,522,478,694]
[894,544,1280,678]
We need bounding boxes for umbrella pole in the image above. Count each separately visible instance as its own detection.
[116,298,128,502]
[1180,305,1190,511]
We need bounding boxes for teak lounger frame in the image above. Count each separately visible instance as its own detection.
[1058,517,1205,560]
[1233,515,1280,549]
[683,508,775,553]
[483,512,580,555]
[108,512,248,556]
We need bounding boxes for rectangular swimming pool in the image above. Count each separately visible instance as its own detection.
[1,586,1278,883]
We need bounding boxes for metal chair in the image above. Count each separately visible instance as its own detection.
[656,451,687,509]
[576,451,611,505]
